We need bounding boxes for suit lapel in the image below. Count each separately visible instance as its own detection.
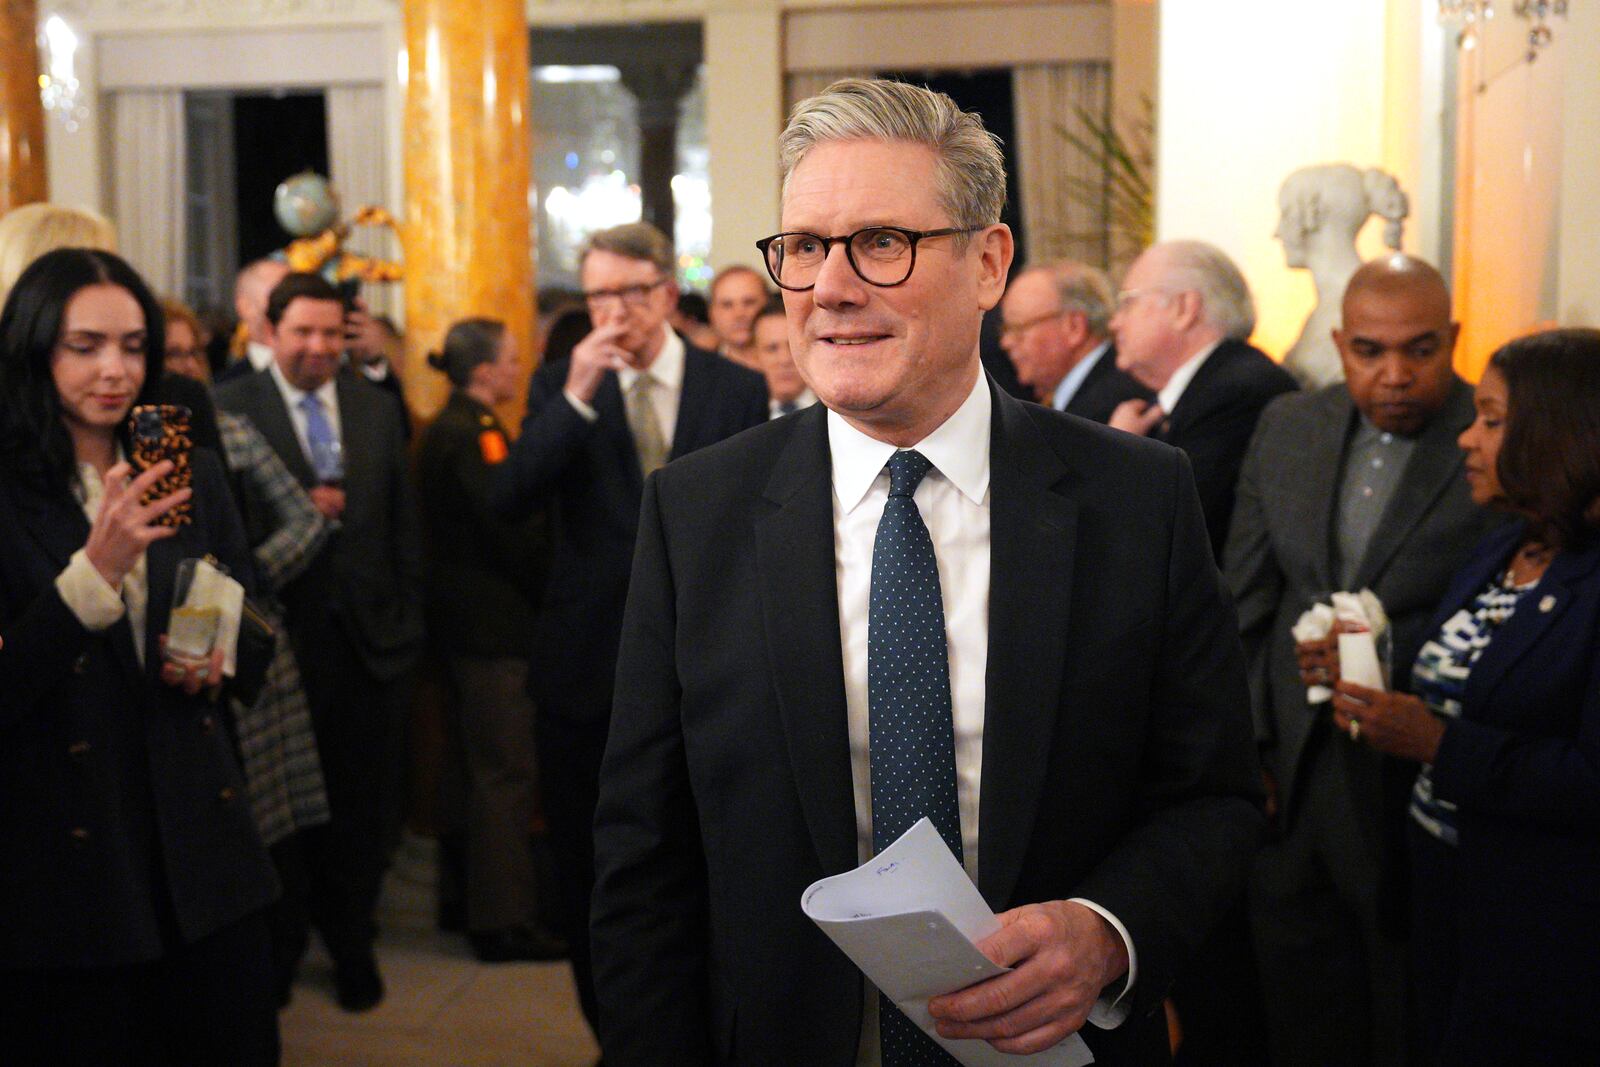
[246,373,316,488]
[670,348,714,459]
[1353,381,1474,589]
[1304,389,1353,592]
[754,409,858,877]
[1466,541,1600,713]
[978,386,1077,908]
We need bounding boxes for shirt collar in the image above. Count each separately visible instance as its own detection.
[269,357,338,412]
[1157,338,1222,414]
[618,324,684,392]
[828,370,992,515]
[246,340,275,371]
[1052,337,1111,411]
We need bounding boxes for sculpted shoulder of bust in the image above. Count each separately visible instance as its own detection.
[1276,163,1409,388]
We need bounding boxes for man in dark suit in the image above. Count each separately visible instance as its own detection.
[998,260,1151,422]
[1108,240,1298,557]
[590,78,1262,1066]
[490,221,768,1036]
[1222,255,1500,1066]
[215,272,424,1012]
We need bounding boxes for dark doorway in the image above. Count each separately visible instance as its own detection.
[877,69,1025,271]
[232,93,329,267]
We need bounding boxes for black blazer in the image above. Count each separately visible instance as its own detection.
[590,380,1264,1065]
[490,343,768,724]
[1420,521,1600,1060]
[1062,343,1154,425]
[0,453,278,969]
[1153,339,1298,557]
[415,390,549,658]
[215,368,424,682]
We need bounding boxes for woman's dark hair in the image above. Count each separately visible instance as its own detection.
[0,247,165,495]
[426,317,505,388]
[542,307,592,366]
[1491,327,1600,548]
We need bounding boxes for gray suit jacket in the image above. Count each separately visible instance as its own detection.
[216,368,425,682]
[1222,379,1500,826]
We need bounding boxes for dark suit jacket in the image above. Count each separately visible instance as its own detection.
[1224,380,1501,832]
[1421,521,1600,1059]
[490,343,768,724]
[415,390,549,658]
[1062,343,1154,425]
[215,368,424,682]
[0,453,278,968]
[1153,339,1298,557]
[590,380,1264,1065]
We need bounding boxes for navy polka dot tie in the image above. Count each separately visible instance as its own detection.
[869,450,962,1066]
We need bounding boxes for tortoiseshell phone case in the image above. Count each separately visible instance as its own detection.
[127,404,194,527]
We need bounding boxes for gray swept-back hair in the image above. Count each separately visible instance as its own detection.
[780,78,1006,232]
[1156,240,1257,340]
[1029,260,1115,337]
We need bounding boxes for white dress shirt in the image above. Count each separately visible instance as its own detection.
[564,324,684,449]
[1155,339,1222,416]
[268,359,343,474]
[831,372,1135,1065]
[245,340,275,373]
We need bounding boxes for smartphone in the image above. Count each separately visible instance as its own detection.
[127,403,195,527]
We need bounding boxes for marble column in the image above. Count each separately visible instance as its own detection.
[401,0,534,425]
[0,0,48,214]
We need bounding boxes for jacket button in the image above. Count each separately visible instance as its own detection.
[219,787,237,803]
[70,827,91,844]
[67,740,92,758]
[200,715,216,735]
[72,654,90,675]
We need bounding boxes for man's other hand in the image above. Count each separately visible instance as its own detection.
[927,899,1130,1054]
[1109,399,1164,436]
[309,485,346,520]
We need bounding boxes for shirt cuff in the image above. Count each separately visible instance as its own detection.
[1067,897,1137,1029]
[563,388,599,423]
[55,549,126,631]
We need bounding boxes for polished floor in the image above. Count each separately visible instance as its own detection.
[280,835,599,1067]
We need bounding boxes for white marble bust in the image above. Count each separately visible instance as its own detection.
[1276,164,1409,388]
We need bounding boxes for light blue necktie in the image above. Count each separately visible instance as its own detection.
[869,449,962,1066]
[299,392,343,483]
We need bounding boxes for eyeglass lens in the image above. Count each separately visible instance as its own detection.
[767,228,916,289]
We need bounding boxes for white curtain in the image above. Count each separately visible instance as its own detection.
[1013,63,1113,269]
[110,90,186,298]
[784,71,873,120]
[326,84,402,322]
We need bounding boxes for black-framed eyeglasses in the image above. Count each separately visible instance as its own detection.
[583,277,667,310]
[755,226,981,292]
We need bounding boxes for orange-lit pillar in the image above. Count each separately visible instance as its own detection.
[401,0,534,425]
[0,0,48,214]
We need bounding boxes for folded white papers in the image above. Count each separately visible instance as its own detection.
[801,819,1094,1067]
[1293,589,1390,702]
[1337,630,1386,690]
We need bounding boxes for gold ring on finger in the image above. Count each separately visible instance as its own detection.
[1348,719,1361,742]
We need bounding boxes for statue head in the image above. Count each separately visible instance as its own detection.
[1275,164,1409,269]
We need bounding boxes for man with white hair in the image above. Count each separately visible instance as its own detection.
[1109,239,1297,556]
[590,78,1261,1067]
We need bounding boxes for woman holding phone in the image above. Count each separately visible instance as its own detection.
[0,249,279,1064]
[1331,328,1600,1064]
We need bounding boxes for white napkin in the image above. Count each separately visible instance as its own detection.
[1292,589,1389,702]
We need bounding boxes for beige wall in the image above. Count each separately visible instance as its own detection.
[704,6,783,272]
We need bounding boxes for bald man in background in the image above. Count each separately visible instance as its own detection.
[1223,255,1502,1066]
[217,258,291,385]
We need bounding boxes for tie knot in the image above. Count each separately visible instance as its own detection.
[628,373,654,398]
[885,450,933,498]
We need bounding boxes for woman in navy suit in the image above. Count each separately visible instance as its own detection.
[1331,328,1600,1065]
[0,249,279,1064]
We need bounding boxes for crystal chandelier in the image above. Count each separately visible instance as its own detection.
[1439,1,1571,60]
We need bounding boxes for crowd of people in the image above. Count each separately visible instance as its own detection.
[0,76,1595,1067]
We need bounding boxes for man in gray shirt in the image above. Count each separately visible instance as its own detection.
[1223,255,1500,1066]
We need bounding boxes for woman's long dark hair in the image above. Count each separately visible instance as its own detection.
[1492,327,1600,549]
[0,248,166,496]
